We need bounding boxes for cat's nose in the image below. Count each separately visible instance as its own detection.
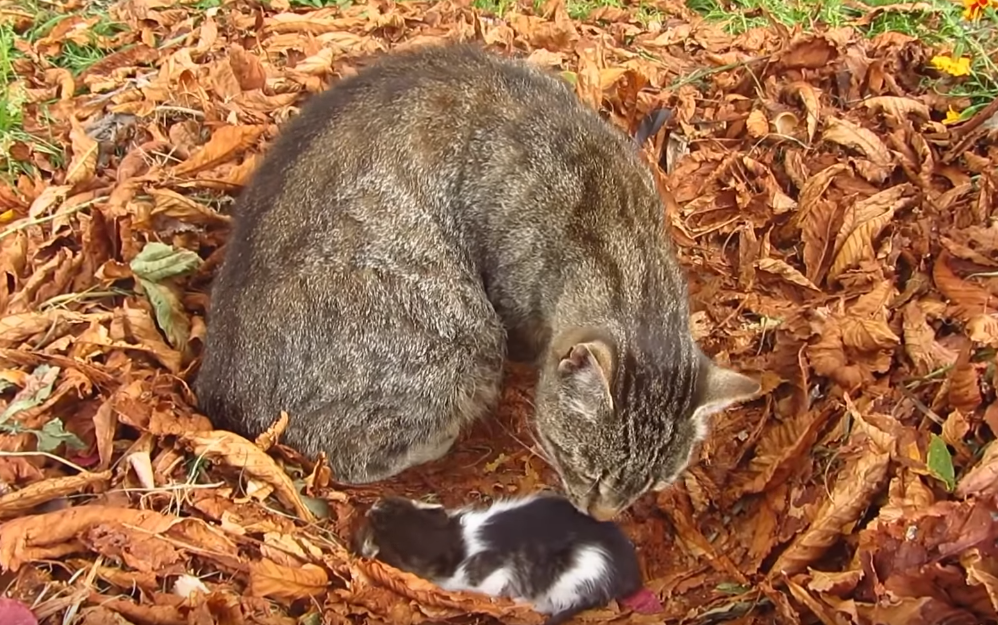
[589,502,621,521]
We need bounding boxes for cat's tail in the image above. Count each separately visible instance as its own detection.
[633,107,672,147]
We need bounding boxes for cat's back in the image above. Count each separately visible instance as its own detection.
[212,43,604,290]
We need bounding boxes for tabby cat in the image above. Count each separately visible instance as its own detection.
[195,42,760,520]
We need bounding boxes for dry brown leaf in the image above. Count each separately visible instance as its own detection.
[247,559,328,602]
[769,399,892,576]
[148,188,231,226]
[933,252,996,322]
[178,430,316,522]
[0,506,177,571]
[65,118,100,187]
[0,310,96,348]
[956,441,998,499]
[902,300,957,375]
[85,522,186,574]
[787,82,820,142]
[747,109,769,139]
[26,184,72,218]
[82,596,186,625]
[228,44,267,91]
[828,185,912,282]
[0,471,111,520]
[822,116,893,166]
[809,322,868,390]
[104,305,183,373]
[254,410,289,452]
[779,35,837,69]
[873,472,935,527]
[801,203,845,285]
[171,124,267,177]
[947,349,982,414]
[756,257,820,291]
[807,569,863,596]
[839,316,900,352]
[853,2,937,25]
[785,577,852,625]
[794,164,848,229]
[966,314,998,347]
[352,557,543,622]
[736,408,832,497]
[942,410,971,452]
[860,96,930,122]
[961,549,998,615]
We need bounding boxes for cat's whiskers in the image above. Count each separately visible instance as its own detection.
[493,412,548,464]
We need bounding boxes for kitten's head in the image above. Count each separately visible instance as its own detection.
[353,496,464,579]
[533,327,760,521]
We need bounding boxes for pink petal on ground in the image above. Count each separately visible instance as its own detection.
[620,587,663,614]
[0,598,39,625]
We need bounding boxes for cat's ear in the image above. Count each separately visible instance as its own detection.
[692,357,760,425]
[557,340,614,385]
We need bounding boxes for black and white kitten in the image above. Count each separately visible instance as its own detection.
[353,492,644,625]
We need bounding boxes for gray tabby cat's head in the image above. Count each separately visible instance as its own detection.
[533,327,760,521]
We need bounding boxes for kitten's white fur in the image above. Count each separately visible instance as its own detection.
[435,494,612,615]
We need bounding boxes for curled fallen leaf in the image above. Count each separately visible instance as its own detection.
[786,81,820,142]
[861,95,931,122]
[828,185,913,282]
[0,471,111,520]
[956,441,998,499]
[171,124,267,177]
[822,116,893,167]
[178,430,316,523]
[756,257,820,291]
[247,559,329,603]
[747,109,769,138]
[64,118,100,187]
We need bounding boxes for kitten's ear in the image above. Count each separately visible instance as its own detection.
[692,357,761,423]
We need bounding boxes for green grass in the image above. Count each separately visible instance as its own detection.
[685,0,998,109]
[0,1,128,181]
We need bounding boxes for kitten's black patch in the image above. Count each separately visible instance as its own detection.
[366,497,467,581]
[473,495,642,624]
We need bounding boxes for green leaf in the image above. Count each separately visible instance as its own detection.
[129,241,202,283]
[129,242,200,351]
[0,364,61,424]
[927,434,956,492]
[35,418,86,453]
[299,494,331,520]
[138,277,191,350]
[715,582,751,596]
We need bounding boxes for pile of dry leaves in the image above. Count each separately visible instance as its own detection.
[1,0,997,623]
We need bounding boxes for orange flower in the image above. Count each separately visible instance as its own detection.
[963,0,995,20]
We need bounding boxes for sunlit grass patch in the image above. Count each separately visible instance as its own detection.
[687,0,998,110]
[0,1,132,181]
